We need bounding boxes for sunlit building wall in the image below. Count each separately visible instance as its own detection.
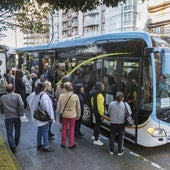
[147,0,170,34]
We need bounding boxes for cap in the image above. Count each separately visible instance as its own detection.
[62,76,70,83]
[75,83,83,92]
[94,82,103,90]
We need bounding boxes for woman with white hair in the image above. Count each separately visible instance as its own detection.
[58,82,81,149]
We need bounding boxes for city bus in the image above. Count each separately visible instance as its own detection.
[16,31,170,147]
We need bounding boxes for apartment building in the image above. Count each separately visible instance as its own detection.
[23,33,49,46]
[147,0,170,34]
[62,9,83,40]
[49,0,170,43]
[83,6,104,37]
[49,0,144,41]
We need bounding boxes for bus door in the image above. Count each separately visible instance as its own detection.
[103,58,117,108]
[118,58,142,143]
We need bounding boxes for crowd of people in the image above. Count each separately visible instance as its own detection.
[0,66,132,157]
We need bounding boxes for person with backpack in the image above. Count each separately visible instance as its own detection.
[90,82,105,146]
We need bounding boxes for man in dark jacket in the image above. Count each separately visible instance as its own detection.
[5,69,15,85]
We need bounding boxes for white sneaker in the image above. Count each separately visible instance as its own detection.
[109,150,114,155]
[91,136,100,140]
[91,136,95,140]
[93,139,103,146]
[117,151,124,156]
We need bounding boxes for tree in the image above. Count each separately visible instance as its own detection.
[14,2,51,34]
[1,0,126,12]
[0,0,145,36]
[37,0,126,12]
[0,5,15,40]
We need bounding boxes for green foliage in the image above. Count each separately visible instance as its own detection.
[1,0,127,13]
[0,0,146,35]
[0,0,24,12]
[37,0,124,12]
[14,2,50,34]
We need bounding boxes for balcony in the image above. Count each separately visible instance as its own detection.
[72,21,78,27]
[148,1,170,13]
[84,10,99,16]
[72,12,78,17]
[84,20,99,27]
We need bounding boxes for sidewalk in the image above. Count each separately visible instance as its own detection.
[0,109,160,170]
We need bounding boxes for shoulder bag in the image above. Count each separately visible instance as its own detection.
[59,94,73,123]
[124,102,134,127]
[33,93,51,122]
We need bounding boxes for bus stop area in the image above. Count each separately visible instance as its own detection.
[0,109,159,170]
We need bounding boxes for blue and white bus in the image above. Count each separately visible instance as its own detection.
[16,31,170,147]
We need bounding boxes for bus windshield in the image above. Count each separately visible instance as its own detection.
[155,51,170,109]
[152,35,170,48]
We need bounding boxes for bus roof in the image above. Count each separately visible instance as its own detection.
[16,31,158,53]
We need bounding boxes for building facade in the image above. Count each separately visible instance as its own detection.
[147,0,170,34]
[38,0,170,44]
[49,0,144,41]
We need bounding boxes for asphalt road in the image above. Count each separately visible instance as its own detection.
[99,126,170,170]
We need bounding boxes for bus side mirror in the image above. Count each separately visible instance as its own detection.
[144,47,160,56]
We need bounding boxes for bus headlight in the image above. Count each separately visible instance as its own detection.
[147,127,166,137]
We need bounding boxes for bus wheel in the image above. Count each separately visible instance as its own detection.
[82,104,93,126]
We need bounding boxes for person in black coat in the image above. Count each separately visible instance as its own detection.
[74,83,85,138]
[15,69,27,109]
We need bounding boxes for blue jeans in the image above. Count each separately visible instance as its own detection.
[37,123,49,148]
[5,118,21,150]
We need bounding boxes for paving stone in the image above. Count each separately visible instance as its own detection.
[0,109,159,170]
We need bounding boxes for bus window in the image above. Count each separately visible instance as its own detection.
[83,63,97,93]
[162,52,170,74]
[103,59,117,105]
[7,54,16,69]
[122,61,139,111]
[155,53,170,108]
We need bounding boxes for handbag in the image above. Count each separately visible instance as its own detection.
[20,113,29,122]
[59,94,73,123]
[33,93,51,122]
[124,102,134,127]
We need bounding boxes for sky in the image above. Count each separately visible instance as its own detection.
[0,28,25,48]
